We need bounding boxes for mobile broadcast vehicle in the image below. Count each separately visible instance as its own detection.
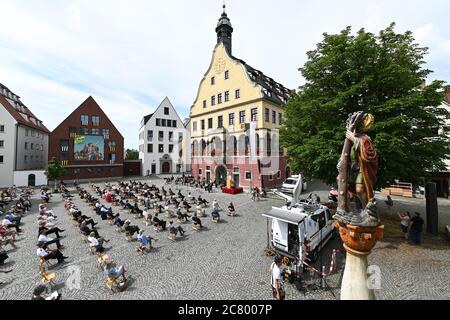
[263,179,336,265]
[280,175,307,195]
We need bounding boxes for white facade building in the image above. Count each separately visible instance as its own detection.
[139,98,189,175]
[0,83,49,188]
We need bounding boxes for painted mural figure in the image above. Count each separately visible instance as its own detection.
[74,136,104,161]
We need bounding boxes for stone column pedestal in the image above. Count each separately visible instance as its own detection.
[336,221,384,300]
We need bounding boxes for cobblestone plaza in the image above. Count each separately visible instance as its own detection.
[0,178,449,300]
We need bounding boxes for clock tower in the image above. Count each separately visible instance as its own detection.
[216,4,233,55]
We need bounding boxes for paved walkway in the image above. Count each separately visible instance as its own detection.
[0,178,448,300]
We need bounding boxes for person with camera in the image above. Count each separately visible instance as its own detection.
[269,256,285,300]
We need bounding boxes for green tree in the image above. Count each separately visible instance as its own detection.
[44,158,67,191]
[281,23,449,188]
[125,149,139,160]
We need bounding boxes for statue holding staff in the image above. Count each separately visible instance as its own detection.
[335,111,381,227]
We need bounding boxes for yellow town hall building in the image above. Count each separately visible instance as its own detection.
[190,5,292,189]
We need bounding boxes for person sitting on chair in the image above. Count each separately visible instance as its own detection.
[168,221,185,236]
[192,216,203,229]
[88,232,109,253]
[80,221,100,238]
[38,230,64,250]
[113,214,125,228]
[76,216,98,229]
[99,205,112,221]
[36,243,68,264]
[168,221,185,237]
[131,203,143,217]
[2,216,22,233]
[212,199,220,211]
[196,204,206,217]
[6,210,22,226]
[211,209,220,222]
[105,192,112,203]
[124,220,140,238]
[228,202,236,216]
[95,201,102,215]
[137,230,154,252]
[197,196,208,206]
[142,210,153,226]
[122,200,131,210]
[38,222,65,238]
[182,199,192,211]
[152,213,166,231]
[178,207,191,222]
[155,204,164,214]
[40,190,50,203]
[104,261,126,281]
[39,204,56,218]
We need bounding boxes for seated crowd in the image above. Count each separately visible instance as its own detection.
[3,177,238,297]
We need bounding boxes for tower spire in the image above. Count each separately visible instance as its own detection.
[216,2,233,54]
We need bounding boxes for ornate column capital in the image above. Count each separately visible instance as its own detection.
[336,220,384,254]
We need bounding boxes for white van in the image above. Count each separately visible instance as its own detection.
[281,175,307,195]
[263,201,336,262]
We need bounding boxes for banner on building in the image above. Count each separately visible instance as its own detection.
[74,135,105,161]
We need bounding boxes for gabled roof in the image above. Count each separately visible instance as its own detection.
[52,96,124,139]
[143,113,154,126]
[0,82,50,133]
[141,97,184,127]
[230,55,293,105]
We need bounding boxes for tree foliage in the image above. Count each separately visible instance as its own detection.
[125,149,139,160]
[44,158,67,186]
[281,23,449,188]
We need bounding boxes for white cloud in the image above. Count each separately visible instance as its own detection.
[0,0,449,149]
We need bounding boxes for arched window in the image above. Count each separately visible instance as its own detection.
[238,135,246,156]
[211,137,223,158]
[245,136,250,156]
[201,139,206,156]
[233,136,237,156]
[256,134,260,156]
[193,141,198,157]
[266,133,272,157]
[210,137,216,157]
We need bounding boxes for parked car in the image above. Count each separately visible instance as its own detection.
[280,175,307,195]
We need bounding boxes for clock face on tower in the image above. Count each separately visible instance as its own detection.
[214,58,226,74]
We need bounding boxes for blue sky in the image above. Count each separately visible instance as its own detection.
[1,0,449,149]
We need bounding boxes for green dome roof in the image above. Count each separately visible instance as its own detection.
[217,11,232,28]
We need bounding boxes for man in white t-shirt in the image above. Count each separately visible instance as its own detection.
[270,256,285,300]
[38,230,63,249]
